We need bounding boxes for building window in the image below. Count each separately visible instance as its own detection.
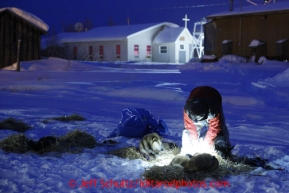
[180,45,184,50]
[160,46,167,54]
[99,45,104,55]
[134,45,139,55]
[179,36,185,41]
[89,46,93,55]
[73,46,77,59]
[146,45,151,55]
[116,45,121,55]
[116,45,121,59]
[73,46,77,55]
[89,46,93,60]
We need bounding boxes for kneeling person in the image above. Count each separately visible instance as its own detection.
[182,86,232,158]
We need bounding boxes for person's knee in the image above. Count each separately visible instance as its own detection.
[214,136,232,158]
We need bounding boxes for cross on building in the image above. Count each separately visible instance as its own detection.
[182,14,190,28]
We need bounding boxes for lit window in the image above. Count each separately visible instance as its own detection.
[99,45,104,55]
[146,45,151,55]
[116,45,121,55]
[160,46,167,53]
[134,45,139,55]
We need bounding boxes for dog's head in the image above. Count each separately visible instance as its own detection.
[170,155,190,168]
[150,134,163,152]
[186,153,219,172]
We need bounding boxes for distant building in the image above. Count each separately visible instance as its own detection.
[44,22,193,63]
[153,26,193,63]
[0,7,49,68]
[204,2,289,60]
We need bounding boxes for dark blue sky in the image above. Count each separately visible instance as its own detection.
[1,0,287,37]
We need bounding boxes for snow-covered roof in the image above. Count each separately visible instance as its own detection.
[249,39,266,47]
[0,7,49,32]
[153,27,186,44]
[207,2,289,18]
[222,40,233,44]
[61,22,179,43]
[276,38,288,43]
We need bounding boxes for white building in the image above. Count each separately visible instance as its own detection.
[152,26,193,63]
[44,22,194,63]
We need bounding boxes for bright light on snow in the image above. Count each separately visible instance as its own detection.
[154,154,175,167]
[182,140,217,157]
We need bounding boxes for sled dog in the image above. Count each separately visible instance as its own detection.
[170,153,219,172]
[139,133,163,156]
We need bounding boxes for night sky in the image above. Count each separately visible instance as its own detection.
[1,0,287,37]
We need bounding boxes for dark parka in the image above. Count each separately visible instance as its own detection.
[184,86,223,146]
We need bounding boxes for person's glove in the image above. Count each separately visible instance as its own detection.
[214,141,234,158]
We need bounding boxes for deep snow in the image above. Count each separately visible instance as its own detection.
[0,57,289,192]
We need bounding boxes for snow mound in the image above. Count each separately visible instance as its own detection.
[219,55,248,63]
[258,68,289,87]
[249,39,265,47]
[1,57,101,72]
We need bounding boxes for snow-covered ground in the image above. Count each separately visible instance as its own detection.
[0,56,289,192]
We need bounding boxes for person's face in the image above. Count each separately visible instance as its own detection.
[191,113,206,122]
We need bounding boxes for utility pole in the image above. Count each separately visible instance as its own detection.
[229,0,234,11]
[127,17,130,25]
[16,39,21,71]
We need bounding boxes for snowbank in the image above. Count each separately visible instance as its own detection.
[1,57,100,72]
[0,57,289,192]
[258,67,289,87]
[219,55,248,63]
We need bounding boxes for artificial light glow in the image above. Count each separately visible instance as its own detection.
[151,151,176,166]
[140,141,220,168]
[182,140,218,157]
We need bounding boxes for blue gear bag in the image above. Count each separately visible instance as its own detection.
[107,108,169,138]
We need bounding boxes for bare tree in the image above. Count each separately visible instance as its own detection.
[82,17,93,31]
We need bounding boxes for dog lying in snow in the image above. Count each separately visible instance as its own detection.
[139,132,163,158]
[170,153,219,172]
[139,133,219,173]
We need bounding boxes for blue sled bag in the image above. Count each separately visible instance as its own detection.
[107,108,169,138]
